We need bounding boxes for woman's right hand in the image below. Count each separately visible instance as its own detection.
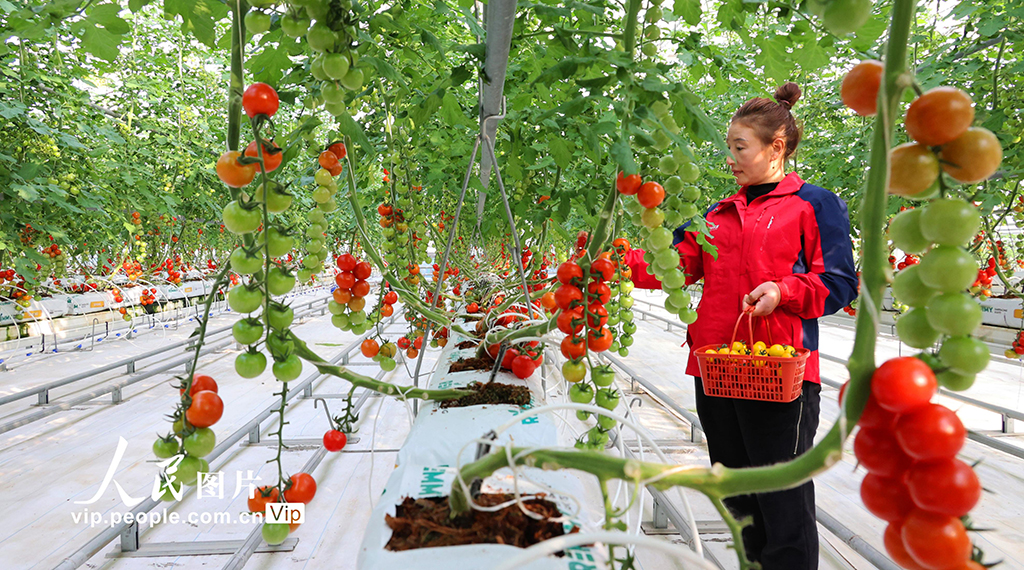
[742,281,782,316]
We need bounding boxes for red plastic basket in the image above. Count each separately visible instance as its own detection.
[694,313,809,402]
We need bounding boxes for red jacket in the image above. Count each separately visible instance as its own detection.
[674,172,857,383]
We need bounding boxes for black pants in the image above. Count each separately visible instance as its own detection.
[694,377,821,570]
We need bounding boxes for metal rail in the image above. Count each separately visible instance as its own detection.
[599,350,905,570]
[600,353,703,443]
[221,367,394,570]
[0,295,329,408]
[819,353,1023,434]
[52,315,398,570]
[0,299,331,435]
[633,296,1024,444]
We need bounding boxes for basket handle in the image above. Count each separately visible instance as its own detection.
[730,311,774,347]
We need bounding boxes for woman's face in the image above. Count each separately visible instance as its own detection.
[725,122,785,187]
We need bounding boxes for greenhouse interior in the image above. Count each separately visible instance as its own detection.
[0,0,1021,568]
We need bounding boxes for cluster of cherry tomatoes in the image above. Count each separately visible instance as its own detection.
[248,471,317,546]
[153,374,224,502]
[970,258,997,298]
[1005,330,1024,360]
[844,62,1002,197]
[850,357,985,570]
[360,336,399,371]
[139,288,158,306]
[485,340,544,380]
[330,253,373,333]
[18,224,39,246]
[40,243,62,259]
[552,257,619,373]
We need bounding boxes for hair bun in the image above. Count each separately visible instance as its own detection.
[774,82,802,110]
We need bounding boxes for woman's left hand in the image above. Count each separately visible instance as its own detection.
[742,282,782,316]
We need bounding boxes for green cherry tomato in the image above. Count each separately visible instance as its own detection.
[273,354,303,382]
[173,455,208,486]
[892,264,938,308]
[936,369,976,391]
[597,414,618,430]
[229,284,264,313]
[259,226,294,258]
[153,437,179,459]
[379,357,396,371]
[331,313,350,330]
[925,293,982,336]
[266,332,294,358]
[576,410,591,421]
[916,246,976,293]
[183,428,216,457]
[266,267,296,296]
[230,247,263,275]
[265,302,294,330]
[896,308,941,349]
[328,300,345,315]
[587,426,609,446]
[569,382,594,404]
[596,388,620,410]
[592,365,615,387]
[222,201,261,234]
[235,350,268,378]
[233,317,264,345]
[254,181,293,213]
[888,208,931,254]
[158,479,184,502]
[821,0,871,35]
[919,199,980,247]
[562,360,587,383]
[618,347,630,357]
[262,523,290,545]
[938,336,990,375]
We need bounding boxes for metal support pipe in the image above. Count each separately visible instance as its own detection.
[816,508,902,570]
[52,315,396,570]
[221,362,393,570]
[0,296,329,409]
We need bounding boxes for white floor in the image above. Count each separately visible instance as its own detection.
[0,289,1020,570]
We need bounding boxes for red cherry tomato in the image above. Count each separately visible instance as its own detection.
[242,83,279,118]
[336,253,357,271]
[186,390,223,428]
[870,357,936,413]
[181,374,218,396]
[283,473,316,504]
[324,430,347,452]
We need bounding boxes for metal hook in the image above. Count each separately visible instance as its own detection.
[314,398,334,429]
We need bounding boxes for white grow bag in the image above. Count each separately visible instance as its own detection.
[357,321,600,570]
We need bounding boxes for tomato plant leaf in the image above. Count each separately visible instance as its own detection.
[336,111,376,161]
[610,137,637,175]
[549,138,573,170]
[673,0,702,25]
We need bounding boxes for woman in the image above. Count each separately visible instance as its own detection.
[665,83,857,568]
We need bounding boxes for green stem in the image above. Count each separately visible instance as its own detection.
[843,0,917,430]
[226,0,247,151]
[622,0,642,58]
[286,332,468,400]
